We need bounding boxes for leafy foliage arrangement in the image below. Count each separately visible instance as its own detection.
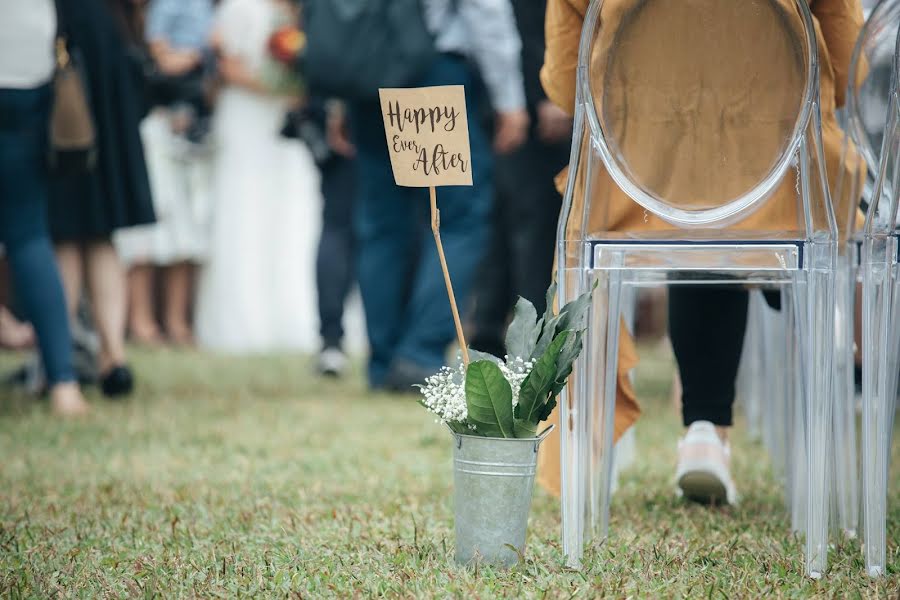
[419,284,593,438]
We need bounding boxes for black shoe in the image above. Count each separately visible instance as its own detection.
[101,365,134,398]
[383,359,439,394]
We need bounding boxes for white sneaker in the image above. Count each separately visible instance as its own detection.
[317,347,348,377]
[675,421,738,505]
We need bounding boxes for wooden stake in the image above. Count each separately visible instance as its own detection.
[430,186,470,366]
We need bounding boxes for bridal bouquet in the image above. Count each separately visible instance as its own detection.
[419,283,593,439]
[264,19,306,95]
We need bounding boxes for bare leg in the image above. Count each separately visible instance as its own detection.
[127,263,163,345]
[55,242,84,319]
[163,261,194,346]
[51,381,89,417]
[84,241,128,373]
[0,305,34,349]
[46,244,90,413]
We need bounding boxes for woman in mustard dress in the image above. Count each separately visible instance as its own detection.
[537,0,864,504]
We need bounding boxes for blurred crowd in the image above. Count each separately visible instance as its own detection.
[0,0,574,414]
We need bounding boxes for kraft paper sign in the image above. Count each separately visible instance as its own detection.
[379,86,473,188]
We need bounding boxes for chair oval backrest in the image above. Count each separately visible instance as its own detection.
[578,0,818,227]
[848,0,900,178]
[863,14,900,233]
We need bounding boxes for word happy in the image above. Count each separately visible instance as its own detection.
[386,101,470,177]
[386,101,460,134]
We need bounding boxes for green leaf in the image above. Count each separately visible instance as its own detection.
[465,361,515,438]
[513,418,538,439]
[505,297,539,360]
[554,329,584,385]
[467,349,503,366]
[556,285,594,335]
[535,395,558,423]
[531,314,562,361]
[515,331,569,433]
[543,282,558,324]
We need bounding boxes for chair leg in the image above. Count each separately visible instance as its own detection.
[591,269,623,545]
[778,285,800,518]
[831,258,859,539]
[560,272,590,568]
[799,263,835,579]
[788,282,808,535]
[861,249,897,577]
[763,298,789,473]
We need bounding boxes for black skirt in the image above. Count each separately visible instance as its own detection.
[49,0,155,242]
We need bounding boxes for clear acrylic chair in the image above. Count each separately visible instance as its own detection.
[857,5,900,578]
[557,0,839,578]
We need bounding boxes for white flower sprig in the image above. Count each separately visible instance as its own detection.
[419,356,535,430]
[419,362,468,428]
[499,356,534,408]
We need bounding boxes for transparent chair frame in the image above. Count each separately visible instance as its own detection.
[826,101,867,543]
[556,0,839,579]
[858,13,900,579]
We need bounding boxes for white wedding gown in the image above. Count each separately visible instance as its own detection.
[195,0,323,353]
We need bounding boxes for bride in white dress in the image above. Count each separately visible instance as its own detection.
[195,0,321,352]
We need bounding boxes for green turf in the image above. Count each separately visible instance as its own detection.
[0,346,897,598]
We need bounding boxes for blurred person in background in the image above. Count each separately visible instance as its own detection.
[115,0,216,347]
[281,95,366,376]
[194,0,322,352]
[470,0,572,358]
[0,306,35,350]
[0,0,88,414]
[49,0,156,398]
[300,98,358,377]
[349,0,529,391]
[0,260,34,350]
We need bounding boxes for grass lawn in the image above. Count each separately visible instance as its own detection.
[0,345,898,598]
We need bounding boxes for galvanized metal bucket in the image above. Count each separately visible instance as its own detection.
[452,425,555,568]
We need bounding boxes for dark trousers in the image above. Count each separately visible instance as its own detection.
[471,136,569,358]
[669,286,780,427]
[316,155,357,349]
[352,55,494,386]
[0,86,75,385]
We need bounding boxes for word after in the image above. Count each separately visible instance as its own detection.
[379,86,473,188]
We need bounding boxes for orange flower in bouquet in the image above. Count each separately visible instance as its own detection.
[268,25,306,66]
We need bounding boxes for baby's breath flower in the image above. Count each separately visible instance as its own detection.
[500,356,534,407]
[419,356,535,429]
[419,362,467,427]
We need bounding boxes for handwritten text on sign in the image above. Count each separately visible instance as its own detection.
[379,86,473,188]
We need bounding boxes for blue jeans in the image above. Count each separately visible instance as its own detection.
[0,86,76,385]
[352,55,493,386]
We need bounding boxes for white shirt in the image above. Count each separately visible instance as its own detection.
[423,0,525,113]
[0,0,57,88]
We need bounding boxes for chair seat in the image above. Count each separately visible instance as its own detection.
[586,230,807,242]
[585,238,805,275]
